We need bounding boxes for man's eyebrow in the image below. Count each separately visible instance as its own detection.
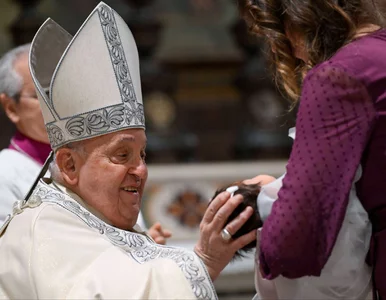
[117,137,135,143]
[115,137,147,145]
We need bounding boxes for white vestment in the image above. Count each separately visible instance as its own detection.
[0,149,41,225]
[0,178,216,300]
[254,129,372,300]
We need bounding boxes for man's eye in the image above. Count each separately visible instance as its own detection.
[117,153,127,158]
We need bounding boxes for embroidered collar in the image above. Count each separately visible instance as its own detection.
[50,180,146,233]
[50,181,113,225]
[31,179,217,300]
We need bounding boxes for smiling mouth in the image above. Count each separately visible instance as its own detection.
[121,187,138,193]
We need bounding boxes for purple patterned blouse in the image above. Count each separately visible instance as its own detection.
[259,28,386,295]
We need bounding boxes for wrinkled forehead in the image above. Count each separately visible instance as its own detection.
[87,128,147,150]
[111,128,146,143]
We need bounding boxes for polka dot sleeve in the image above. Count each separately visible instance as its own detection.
[259,63,376,279]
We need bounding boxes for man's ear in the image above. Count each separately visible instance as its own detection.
[55,148,82,186]
[0,93,19,124]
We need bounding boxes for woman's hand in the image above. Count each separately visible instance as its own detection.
[148,222,172,245]
[194,191,257,281]
[243,175,276,186]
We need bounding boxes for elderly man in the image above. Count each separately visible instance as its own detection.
[0,46,169,243]
[0,2,255,299]
[0,44,51,223]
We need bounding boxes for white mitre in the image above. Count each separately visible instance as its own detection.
[29,1,145,150]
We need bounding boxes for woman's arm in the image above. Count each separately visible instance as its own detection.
[259,63,377,279]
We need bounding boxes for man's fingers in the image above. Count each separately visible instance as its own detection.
[202,192,230,225]
[232,229,257,250]
[212,194,243,229]
[163,229,172,238]
[225,206,254,237]
[159,228,172,238]
[154,236,166,245]
[149,223,172,238]
[150,222,161,231]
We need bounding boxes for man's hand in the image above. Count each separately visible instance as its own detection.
[194,192,257,281]
[148,222,172,245]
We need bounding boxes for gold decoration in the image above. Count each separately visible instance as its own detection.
[144,92,176,130]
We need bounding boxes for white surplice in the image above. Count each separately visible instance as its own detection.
[0,178,216,300]
[0,149,42,225]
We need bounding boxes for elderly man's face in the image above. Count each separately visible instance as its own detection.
[74,129,148,230]
[9,53,48,143]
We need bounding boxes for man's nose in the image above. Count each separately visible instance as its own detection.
[129,160,147,179]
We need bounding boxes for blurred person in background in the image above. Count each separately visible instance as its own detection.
[0,44,51,224]
[236,0,386,299]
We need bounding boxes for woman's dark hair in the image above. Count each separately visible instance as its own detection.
[238,0,385,102]
[210,182,262,260]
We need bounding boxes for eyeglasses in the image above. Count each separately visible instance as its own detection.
[19,94,38,99]
[14,91,49,100]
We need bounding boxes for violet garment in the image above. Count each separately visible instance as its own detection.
[8,131,51,165]
[259,29,386,299]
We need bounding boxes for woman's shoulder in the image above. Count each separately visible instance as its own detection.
[318,29,386,82]
[303,30,386,102]
[301,59,375,108]
[303,60,358,88]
